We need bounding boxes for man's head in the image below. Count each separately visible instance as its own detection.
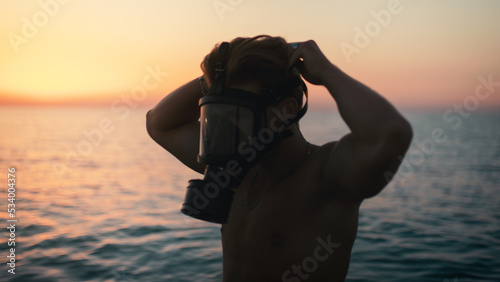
[197,35,308,169]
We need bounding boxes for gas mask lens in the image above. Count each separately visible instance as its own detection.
[199,103,254,165]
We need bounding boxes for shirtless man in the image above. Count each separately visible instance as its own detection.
[146,36,413,281]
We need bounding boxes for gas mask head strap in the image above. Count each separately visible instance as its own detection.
[267,75,309,130]
[209,42,230,97]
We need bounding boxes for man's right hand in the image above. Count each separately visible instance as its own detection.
[288,40,337,86]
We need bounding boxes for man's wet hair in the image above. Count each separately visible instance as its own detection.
[201,35,304,106]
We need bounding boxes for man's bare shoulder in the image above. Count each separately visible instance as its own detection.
[306,141,337,168]
[307,140,363,204]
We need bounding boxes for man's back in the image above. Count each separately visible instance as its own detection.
[222,143,360,281]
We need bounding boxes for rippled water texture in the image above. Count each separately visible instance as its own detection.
[0,107,499,281]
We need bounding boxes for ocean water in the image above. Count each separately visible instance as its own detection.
[0,106,499,282]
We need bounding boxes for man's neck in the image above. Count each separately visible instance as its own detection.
[255,126,309,184]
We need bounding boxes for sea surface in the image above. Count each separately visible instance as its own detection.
[0,106,499,282]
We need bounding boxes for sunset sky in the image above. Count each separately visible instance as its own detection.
[1,0,499,109]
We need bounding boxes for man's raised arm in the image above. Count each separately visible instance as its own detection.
[289,40,413,200]
[146,78,206,174]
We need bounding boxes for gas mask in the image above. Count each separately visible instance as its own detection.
[181,42,308,224]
